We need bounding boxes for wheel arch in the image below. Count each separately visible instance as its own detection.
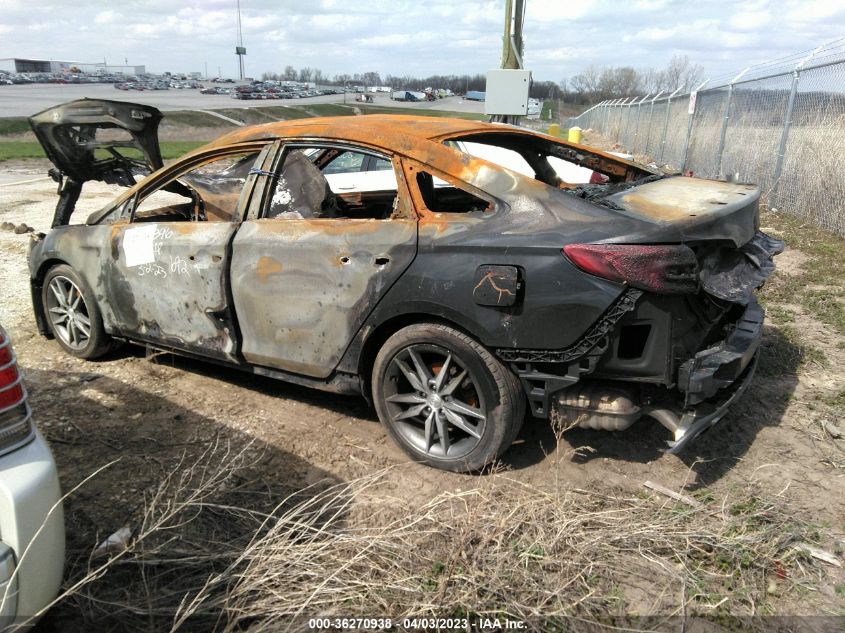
[31,258,71,338]
[353,309,489,401]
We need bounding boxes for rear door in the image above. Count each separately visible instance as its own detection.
[106,144,269,361]
[230,142,418,378]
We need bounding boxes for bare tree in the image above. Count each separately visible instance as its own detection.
[664,54,704,91]
[362,71,382,88]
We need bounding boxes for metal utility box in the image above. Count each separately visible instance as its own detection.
[484,69,531,116]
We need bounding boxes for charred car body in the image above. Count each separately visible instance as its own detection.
[27,99,782,472]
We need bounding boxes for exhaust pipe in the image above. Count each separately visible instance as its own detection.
[553,382,682,437]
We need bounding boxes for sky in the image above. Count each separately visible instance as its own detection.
[1,0,845,82]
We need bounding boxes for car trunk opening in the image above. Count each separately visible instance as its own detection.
[29,99,164,227]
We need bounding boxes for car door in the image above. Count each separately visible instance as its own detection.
[106,145,269,361]
[230,143,418,378]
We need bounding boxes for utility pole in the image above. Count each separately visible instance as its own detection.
[235,0,246,81]
[501,0,525,70]
[490,0,526,124]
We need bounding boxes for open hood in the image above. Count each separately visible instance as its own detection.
[29,99,163,187]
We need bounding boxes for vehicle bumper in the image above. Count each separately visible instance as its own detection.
[659,353,759,453]
[0,430,64,628]
[678,300,764,407]
[551,300,764,453]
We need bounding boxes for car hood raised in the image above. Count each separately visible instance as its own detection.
[29,99,163,186]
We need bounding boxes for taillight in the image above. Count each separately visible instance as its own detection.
[563,243,699,294]
[0,327,32,454]
[0,337,23,410]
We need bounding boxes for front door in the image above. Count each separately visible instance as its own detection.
[230,143,418,378]
[107,147,266,361]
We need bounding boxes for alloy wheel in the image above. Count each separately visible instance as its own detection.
[383,344,487,459]
[46,276,92,350]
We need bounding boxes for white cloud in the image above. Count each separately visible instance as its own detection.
[729,10,771,31]
[0,0,842,82]
[93,10,118,25]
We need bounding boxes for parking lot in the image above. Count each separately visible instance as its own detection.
[0,83,486,117]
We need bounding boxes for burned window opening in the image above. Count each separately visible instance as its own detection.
[133,151,260,223]
[265,147,399,221]
[443,131,655,189]
[416,171,491,214]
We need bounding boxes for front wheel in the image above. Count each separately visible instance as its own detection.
[42,264,116,359]
[372,323,525,472]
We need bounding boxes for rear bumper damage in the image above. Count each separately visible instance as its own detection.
[530,231,782,453]
[662,353,758,453]
[678,300,763,407]
[551,299,763,452]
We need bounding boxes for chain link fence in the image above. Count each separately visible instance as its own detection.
[565,39,845,236]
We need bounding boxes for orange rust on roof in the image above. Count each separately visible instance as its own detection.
[194,115,648,183]
[201,115,494,153]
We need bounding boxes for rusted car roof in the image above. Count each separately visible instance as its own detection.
[203,114,505,153]
[197,114,648,188]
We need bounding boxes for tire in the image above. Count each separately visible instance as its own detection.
[372,323,525,472]
[42,264,116,359]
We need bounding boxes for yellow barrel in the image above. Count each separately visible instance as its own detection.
[548,123,560,137]
[568,126,582,143]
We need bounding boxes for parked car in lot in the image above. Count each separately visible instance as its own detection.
[0,325,64,628]
[26,99,782,472]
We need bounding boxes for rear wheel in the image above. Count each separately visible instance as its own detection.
[42,264,116,359]
[372,323,525,472]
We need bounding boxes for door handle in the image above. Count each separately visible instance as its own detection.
[336,185,356,190]
[374,256,390,266]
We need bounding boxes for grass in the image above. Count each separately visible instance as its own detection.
[161,110,233,128]
[356,103,485,120]
[0,140,205,162]
[758,211,845,342]
[27,443,831,631]
[0,117,30,135]
[757,324,826,377]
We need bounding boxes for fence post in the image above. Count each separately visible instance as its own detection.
[606,99,620,135]
[609,99,618,139]
[622,97,637,146]
[619,98,631,144]
[658,87,682,164]
[644,91,664,155]
[716,67,749,178]
[632,93,650,155]
[770,47,820,209]
[615,98,630,142]
[681,80,709,173]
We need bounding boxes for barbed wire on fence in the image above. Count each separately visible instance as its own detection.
[564,38,845,236]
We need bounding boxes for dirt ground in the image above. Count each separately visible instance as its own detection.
[1,159,844,628]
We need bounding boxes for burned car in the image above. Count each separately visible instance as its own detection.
[27,99,782,472]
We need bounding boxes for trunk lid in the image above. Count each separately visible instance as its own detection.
[29,99,163,186]
[603,176,760,247]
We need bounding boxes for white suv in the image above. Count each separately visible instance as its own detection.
[0,325,64,628]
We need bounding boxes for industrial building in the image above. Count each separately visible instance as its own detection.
[0,58,145,75]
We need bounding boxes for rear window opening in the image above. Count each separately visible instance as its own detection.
[444,131,653,189]
[416,171,491,214]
